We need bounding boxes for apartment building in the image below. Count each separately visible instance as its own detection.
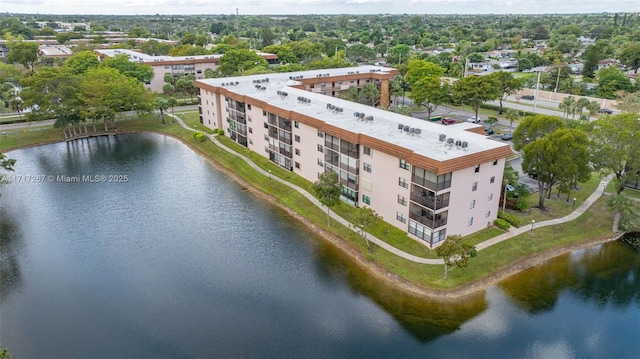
[94,49,278,93]
[194,66,512,247]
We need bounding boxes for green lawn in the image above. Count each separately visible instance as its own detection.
[508,174,603,224]
[1,113,619,292]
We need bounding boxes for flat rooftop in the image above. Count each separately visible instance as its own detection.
[197,66,510,162]
[94,49,273,64]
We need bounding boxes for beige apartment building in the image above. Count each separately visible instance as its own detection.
[194,66,512,247]
[94,49,278,93]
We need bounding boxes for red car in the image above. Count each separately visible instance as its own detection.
[441,118,456,125]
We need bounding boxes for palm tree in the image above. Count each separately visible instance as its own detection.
[154,97,169,125]
[361,83,380,107]
[167,97,179,123]
[587,100,600,118]
[505,108,520,131]
[560,96,577,119]
[576,98,590,120]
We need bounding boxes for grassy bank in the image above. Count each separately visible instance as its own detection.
[1,114,618,292]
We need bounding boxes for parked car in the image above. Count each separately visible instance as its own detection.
[466,116,481,123]
[484,127,495,135]
[598,108,613,114]
[441,118,456,125]
[502,132,513,140]
[520,95,535,100]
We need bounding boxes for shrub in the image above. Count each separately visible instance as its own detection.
[193,132,206,142]
[494,218,511,230]
[217,128,225,135]
[498,210,522,227]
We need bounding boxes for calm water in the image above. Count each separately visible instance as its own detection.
[1,133,638,358]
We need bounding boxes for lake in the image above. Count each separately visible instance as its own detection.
[1,133,638,358]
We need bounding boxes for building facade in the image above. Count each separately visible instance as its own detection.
[94,49,278,93]
[194,66,512,247]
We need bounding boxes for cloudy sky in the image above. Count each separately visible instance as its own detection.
[0,0,637,16]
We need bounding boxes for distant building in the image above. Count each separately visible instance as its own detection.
[94,49,278,93]
[194,66,512,247]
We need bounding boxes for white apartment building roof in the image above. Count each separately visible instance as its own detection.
[197,66,508,162]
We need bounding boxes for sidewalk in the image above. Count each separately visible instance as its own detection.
[171,114,614,265]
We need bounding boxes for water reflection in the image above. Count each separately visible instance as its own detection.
[313,240,487,343]
[500,241,640,313]
[0,208,23,301]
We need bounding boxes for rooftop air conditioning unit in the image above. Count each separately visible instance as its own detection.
[455,140,462,147]
[415,129,422,136]
[462,141,469,148]
[403,126,410,132]
[447,138,454,144]
[398,124,404,130]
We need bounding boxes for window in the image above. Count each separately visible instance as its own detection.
[362,195,371,205]
[363,146,371,156]
[493,159,498,166]
[488,193,493,201]
[470,200,475,209]
[399,159,410,170]
[398,177,408,188]
[317,159,323,167]
[295,149,300,156]
[397,212,407,223]
[248,127,253,134]
[295,162,300,169]
[247,104,252,110]
[294,121,299,128]
[474,164,480,173]
[317,145,323,153]
[468,217,474,226]
[317,130,324,137]
[397,195,407,206]
[263,122,268,129]
[295,135,300,142]
[485,210,491,218]
[472,181,478,191]
[363,163,372,173]
[490,176,495,184]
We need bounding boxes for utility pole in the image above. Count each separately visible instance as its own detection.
[533,70,541,113]
[236,8,239,32]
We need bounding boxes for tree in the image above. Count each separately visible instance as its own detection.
[452,75,501,122]
[512,115,564,151]
[6,40,38,72]
[350,207,383,252]
[608,194,640,233]
[79,67,153,132]
[389,75,410,106]
[595,66,634,99]
[155,97,169,125]
[504,108,520,131]
[340,86,365,104]
[63,50,100,75]
[20,67,82,126]
[410,77,449,119]
[522,128,590,209]
[559,96,577,119]
[313,171,341,226]
[101,54,154,84]
[618,42,640,74]
[589,114,640,194]
[617,92,640,114]
[218,49,268,76]
[167,97,179,121]
[435,235,477,280]
[263,45,298,64]
[575,97,591,120]
[586,100,601,118]
[361,83,380,107]
[345,44,376,62]
[405,59,446,86]
[489,71,522,114]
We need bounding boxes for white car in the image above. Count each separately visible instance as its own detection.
[466,116,481,123]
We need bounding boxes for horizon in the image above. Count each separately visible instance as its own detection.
[0,0,637,17]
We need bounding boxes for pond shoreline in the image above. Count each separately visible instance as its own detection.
[3,131,625,300]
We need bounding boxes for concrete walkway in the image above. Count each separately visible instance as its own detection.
[171,114,615,265]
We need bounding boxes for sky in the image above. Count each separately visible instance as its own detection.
[0,0,637,16]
